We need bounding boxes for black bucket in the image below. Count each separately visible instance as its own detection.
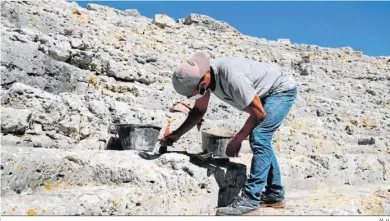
[116,124,162,151]
[201,128,234,158]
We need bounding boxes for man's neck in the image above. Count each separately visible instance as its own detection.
[209,66,216,91]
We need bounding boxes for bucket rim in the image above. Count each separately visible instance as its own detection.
[201,127,234,138]
[116,123,162,130]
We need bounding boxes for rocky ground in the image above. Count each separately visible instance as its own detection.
[1,0,390,216]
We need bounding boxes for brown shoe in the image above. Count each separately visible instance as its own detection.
[260,200,286,208]
[260,192,286,208]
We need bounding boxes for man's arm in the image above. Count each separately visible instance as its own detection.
[173,90,211,137]
[233,95,267,142]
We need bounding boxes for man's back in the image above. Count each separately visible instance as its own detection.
[210,57,296,110]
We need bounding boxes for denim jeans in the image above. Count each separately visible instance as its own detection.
[242,87,297,205]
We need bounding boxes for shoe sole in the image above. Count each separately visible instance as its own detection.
[260,201,286,208]
[244,209,261,216]
[216,208,260,216]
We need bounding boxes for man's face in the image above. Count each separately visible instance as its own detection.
[187,82,207,100]
[186,71,210,100]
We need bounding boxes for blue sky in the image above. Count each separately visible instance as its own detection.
[74,1,390,56]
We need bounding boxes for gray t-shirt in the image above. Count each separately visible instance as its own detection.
[210,57,296,110]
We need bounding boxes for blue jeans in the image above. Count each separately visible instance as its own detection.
[242,87,297,205]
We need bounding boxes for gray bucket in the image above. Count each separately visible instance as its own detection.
[201,128,234,158]
[116,124,162,151]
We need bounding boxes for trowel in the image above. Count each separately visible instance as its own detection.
[158,119,173,154]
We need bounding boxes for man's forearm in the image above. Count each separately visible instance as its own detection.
[237,95,267,142]
[174,109,205,137]
[235,115,263,142]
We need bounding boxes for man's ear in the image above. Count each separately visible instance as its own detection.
[199,80,208,88]
[199,71,211,88]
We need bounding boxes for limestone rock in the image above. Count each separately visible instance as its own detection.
[183,13,235,32]
[124,9,140,17]
[70,38,85,49]
[48,41,72,62]
[1,0,389,216]
[277,38,291,44]
[1,107,32,135]
[152,14,177,29]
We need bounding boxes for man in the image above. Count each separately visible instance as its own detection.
[160,51,297,216]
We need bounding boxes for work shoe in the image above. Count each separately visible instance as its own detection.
[260,191,286,208]
[216,195,259,216]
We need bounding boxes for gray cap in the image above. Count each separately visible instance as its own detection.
[172,51,210,96]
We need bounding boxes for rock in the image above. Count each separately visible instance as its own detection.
[152,14,177,29]
[1,107,32,135]
[1,0,390,216]
[28,134,54,148]
[134,53,157,64]
[88,100,109,119]
[79,126,91,139]
[48,41,71,62]
[1,36,46,76]
[124,9,140,17]
[58,114,81,137]
[0,146,249,214]
[345,125,353,135]
[69,50,93,68]
[70,38,85,49]
[0,134,26,146]
[61,93,85,111]
[183,13,235,32]
[300,65,312,76]
[316,109,324,117]
[26,123,43,135]
[2,83,59,110]
[177,18,186,24]
[1,65,48,91]
[277,39,291,44]
[86,3,122,16]
[366,89,376,96]
[9,33,30,43]
[106,60,135,81]
[183,13,205,25]
[159,153,190,165]
[358,137,376,145]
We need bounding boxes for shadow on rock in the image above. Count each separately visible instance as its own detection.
[138,150,247,207]
[105,136,123,150]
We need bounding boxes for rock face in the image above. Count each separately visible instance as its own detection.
[1,0,390,216]
[1,146,245,215]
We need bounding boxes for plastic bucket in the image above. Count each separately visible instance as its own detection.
[201,128,234,158]
[116,124,162,151]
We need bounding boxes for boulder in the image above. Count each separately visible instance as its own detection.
[152,14,177,29]
[1,107,32,135]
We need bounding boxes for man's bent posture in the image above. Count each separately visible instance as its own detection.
[160,52,297,215]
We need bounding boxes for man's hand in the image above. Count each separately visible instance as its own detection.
[159,131,180,146]
[225,95,267,158]
[226,135,243,157]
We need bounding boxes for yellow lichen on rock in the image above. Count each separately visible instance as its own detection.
[44,183,52,190]
[360,117,376,129]
[26,209,37,216]
[72,9,93,23]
